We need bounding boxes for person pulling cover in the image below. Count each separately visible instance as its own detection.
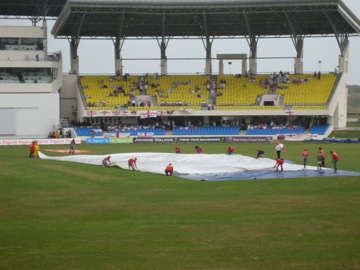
[256,150,264,159]
[274,158,284,171]
[102,156,111,167]
[128,157,137,170]
[165,163,174,176]
[227,146,235,155]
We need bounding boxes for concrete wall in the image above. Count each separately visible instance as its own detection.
[0,93,60,138]
[60,75,78,123]
[0,26,44,38]
[328,73,348,128]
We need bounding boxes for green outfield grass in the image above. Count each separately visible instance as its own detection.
[1,142,360,269]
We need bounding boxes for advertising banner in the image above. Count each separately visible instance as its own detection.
[133,137,175,143]
[0,138,81,146]
[227,136,272,142]
[109,137,133,144]
[86,138,110,144]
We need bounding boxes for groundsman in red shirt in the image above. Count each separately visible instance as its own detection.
[275,158,284,171]
[302,148,309,169]
[330,150,339,173]
[318,147,325,167]
[165,163,174,176]
[227,146,235,155]
[128,157,137,170]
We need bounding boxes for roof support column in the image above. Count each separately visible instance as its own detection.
[156,36,169,75]
[324,12,349,126]
[244,12,258,74]
[202,11,213,75]
[69,37,79,74]
[326,8,351,128]
[68,12,86,74]
[284,11,304,74]
[323,10,350,74]
[218,59,224,75]
[337,34,349,74]
[335,34,349,129]
[160,39,167,75]
[113,11,126,76]
[157,11,168,75]
[246,36,258,74]
[291,35,304,74]
[42,19,48,54]
[324,6,349,128]
[114,37,124,76]
[204,36,212,75]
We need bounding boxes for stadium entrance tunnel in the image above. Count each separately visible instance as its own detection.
[38,152,360,181]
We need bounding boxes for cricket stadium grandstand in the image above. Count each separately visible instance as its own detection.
[0,0,359,141]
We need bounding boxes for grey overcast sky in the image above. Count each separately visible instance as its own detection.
[2,0,360,85]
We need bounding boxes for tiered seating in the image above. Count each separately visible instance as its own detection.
[80,75,135,110]
[310,124,330,135]
[146,75,211,107]
[215,73,336,109]
[4,44,19,50]
[80,73,337,112]
[215,105,284,110]
[277,74,336,106]
[173,126,240,135]
[108,127,165,136]
[20,45,37,50]
[22,72,52,83]
[215,74,269,106]
[74,127,103,136]
[0,72,52,83]
[0,74,20,83]
[246,126,305,135]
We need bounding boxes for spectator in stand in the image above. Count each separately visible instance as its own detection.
[330,150,340,173]
[128,157,137,170]
[274,158,284,171]
[302,148,309,169]
[165,163,174,176]
[102,156,111,167]
[256,150,265,159]
[175,146,181,154]
[227,146,235,155]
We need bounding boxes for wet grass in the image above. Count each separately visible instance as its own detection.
[0,142,360,269]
